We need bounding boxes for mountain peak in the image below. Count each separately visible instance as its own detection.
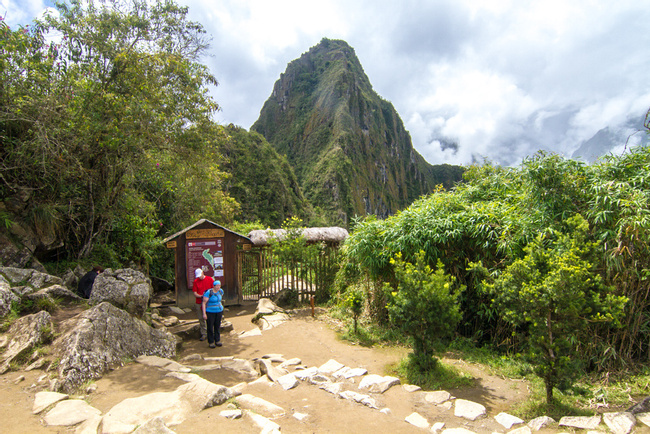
[252,39,463,225]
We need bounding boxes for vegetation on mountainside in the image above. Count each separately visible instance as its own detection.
[217,126,313,228]
[252,38,464,225]
[335,145,650,404]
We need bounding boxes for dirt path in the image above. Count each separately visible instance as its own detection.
[0,302,530,433]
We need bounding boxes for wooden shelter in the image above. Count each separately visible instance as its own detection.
[162,219,253,308]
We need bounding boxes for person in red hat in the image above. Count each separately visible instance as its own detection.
[192,268,213,341]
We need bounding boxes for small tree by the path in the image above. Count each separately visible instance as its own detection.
[345,288,364,334]
[386,251,463,371]
[484,215,627,403]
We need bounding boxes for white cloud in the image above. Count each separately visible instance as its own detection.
[7,0,650,165]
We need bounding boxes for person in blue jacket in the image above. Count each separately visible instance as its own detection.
[202,279,224,348]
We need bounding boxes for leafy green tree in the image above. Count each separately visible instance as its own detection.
[386,251,463,370]
[483,215,627,402]
[1,0,233,263]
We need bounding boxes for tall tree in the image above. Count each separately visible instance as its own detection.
[1,0,228,259]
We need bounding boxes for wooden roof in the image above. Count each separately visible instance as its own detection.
[161,219,252,244]
[247,227,349,246]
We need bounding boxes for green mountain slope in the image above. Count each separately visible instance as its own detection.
[218,125,311,227]
[252,38,464,225]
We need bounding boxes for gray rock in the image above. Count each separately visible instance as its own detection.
[405,412,429,429]
[0,310,53,374]
[338,390,378,409]
[603,412,636,434]
[495,412,524,429]
[133,416,175,434]
[42,399,101,426]
[136,355,190,373]
[52,302,178,392]
[76,414,102,434]
[320,382,342,395]
[508,427,532,434]
[33,391,69,414]
[277,373,299,390]
[454,399,487,421]
[358,374,400,393]
[423,390,451,404]
[220,409,243,419]
[246,410,281,433]
[293,366,319,380]
[333,366,368,379]
[0,284,20,318]
[528,415,555,431]
[402,384,422,393]
[89,268,152,317]
[558,415,602,429]
[257,298,284,314]
[318,359,345,374]
[256,358,287,382]
[627,397,650,414]
[636,412,650,427]
[278,357,302,368]
[23,284,81,304]
[441,429,477,434]
[0,267,63,290]
[235,394,285,418]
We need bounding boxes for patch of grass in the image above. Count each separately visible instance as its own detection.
[512,376,594,420]
[337,321,407,348]
[446,337,533,379]
[387,356,474,390]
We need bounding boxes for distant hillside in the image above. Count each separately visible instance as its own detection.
[252,38,464,225]
[218,125,312,227]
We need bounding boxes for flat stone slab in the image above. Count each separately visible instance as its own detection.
[277,373,299,390]
[43,399,102,426]
[454,399,486,421]
[318,359,345,374]
[235,394,285,418]
[339,390,378,409]
[136,355,191,373]
[442,428,477,434]
[559,415,602,429]
[358,374,400,393]
[403,384,422,393]
[220,409,243,419]
[247,410,281,433]
[495,412,524,429]
[239,328,262,338]
[294,366,319,380]
[528,415,555,431]
[508,427,532,434]
[603,412,636,434]
[33,391,69,414]
[333,366,368,379]
[637,412,650,427]
[405,412,429,429]
[424,390,451,404]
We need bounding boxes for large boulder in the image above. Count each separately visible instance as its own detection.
[90,268,153,317]
[0,267,63,292]
[0,283,20,318]
[52,302,178,393]
[0,310,53,374]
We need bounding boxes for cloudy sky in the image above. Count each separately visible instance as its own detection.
[6,0,650,165]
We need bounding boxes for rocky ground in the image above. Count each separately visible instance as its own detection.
[1,301,648,433]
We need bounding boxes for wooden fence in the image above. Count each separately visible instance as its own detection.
[237,244,340,302]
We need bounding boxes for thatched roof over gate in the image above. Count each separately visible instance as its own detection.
[248,227,349,246]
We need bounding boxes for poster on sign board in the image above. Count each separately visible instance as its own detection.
[186,238,223,289]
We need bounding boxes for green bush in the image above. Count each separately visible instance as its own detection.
[386,251,464,371]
